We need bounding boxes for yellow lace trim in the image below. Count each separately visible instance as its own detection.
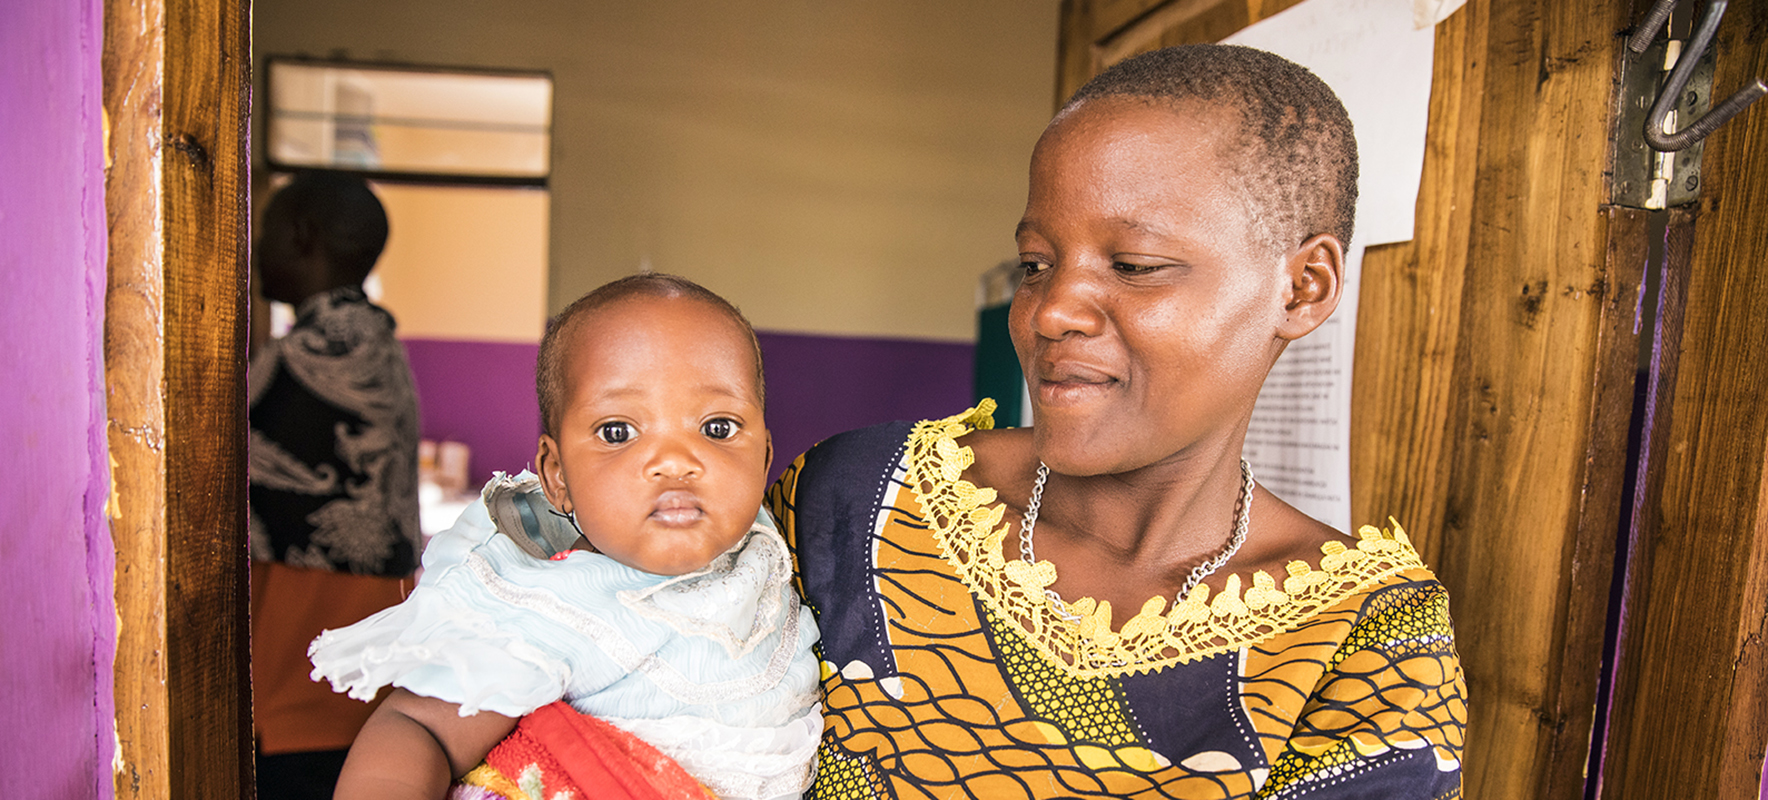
[908,401,1428,679]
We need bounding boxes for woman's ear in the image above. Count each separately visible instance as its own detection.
[536,435,572,514]
[1276,233,1346,341]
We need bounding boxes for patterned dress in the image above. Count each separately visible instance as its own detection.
[767,405,1465,800]
[249,284,421,577]
[248,285,421,760]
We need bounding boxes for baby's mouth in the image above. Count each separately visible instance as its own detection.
[649,490,706,526]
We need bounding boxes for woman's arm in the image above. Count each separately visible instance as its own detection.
[334,688,518,800]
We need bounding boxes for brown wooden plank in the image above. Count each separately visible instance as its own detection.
[1089,0,1306,45]
[102,0,170,795]
[1098,0,1247,74]
[1349,5,1488,570]
[1591,204,1694,798]
[161,0,253,795]
[1056,0,1252,106]
[1247,0,1309,20]
[1599,0,1768,793]
[1357,19,1643,795]
[1091,0,1172,41]
[104,0,253,795]
[1428,3,1630,797]
[1538,206,1655,799]
[1056,0,1099,107]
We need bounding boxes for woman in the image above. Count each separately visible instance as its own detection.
[768,45,1465,800]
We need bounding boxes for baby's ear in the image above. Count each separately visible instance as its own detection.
[764,432,775,478]
[535,435,572,513]
[1276,234,1345,341]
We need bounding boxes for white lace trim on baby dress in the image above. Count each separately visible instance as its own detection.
[459,530,803,707]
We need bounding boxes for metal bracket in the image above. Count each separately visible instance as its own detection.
[1612,37,1716,209]
[1611,0,1766,209]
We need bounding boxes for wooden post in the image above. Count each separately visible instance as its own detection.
[103,0,170,792]
[1598,1,1768,794]
[104,0,253,796]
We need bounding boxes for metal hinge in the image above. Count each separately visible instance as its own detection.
[1610,0,1766,210]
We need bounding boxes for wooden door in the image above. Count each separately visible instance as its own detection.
[1595,2,1768,795]
[104,0,253,796]
[1056,0,1768,797]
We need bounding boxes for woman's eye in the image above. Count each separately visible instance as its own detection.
[1114,261,1163,274]
[596,422,633,444]
[1019,260,1050,276]
[701,418,738,440]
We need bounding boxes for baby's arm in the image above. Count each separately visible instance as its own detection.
[334,688,518,800]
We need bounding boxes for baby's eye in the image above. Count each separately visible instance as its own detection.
[596,422,634,444]
[701,418,739,440]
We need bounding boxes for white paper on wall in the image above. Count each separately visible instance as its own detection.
[1225,0,1438,531]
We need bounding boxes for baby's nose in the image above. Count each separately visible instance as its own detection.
[647,440,704,480]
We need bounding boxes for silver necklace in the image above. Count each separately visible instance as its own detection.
[1018,458,1254,621]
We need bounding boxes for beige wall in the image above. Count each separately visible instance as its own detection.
[371,184,550,343]
[255,0,1059,341]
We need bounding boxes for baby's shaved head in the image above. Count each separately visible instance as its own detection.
[537,274,765,438]
[1061,44,1358,255]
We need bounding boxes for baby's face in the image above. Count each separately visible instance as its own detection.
[538,294,770,576]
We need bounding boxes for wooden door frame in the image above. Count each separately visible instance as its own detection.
[104,0,253,796]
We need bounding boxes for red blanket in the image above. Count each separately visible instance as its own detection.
[449,701,713,800]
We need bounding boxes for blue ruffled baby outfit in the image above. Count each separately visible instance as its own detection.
[309,472,822,799]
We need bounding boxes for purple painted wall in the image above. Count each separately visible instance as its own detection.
[0,0,115,795]
[400,331,975,487]
[756,330,974,480]
[403,338,544,486]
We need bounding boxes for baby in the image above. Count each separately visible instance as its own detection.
[310,274,821,800]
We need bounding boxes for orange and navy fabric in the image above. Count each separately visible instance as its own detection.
[767,405,1465,800]
[450,701,714,800]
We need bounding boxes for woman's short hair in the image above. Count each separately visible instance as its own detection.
[1062,44,1359,254]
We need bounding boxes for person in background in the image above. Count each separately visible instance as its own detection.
[248,170,421,800]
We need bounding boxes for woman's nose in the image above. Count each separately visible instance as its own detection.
[1027,262,1107,340]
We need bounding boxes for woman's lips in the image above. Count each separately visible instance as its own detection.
[649,490,705,526]
[1035,363,1118,405]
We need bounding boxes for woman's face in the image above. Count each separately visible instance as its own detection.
[1011,97,1293,477]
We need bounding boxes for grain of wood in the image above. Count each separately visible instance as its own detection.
[1429,3,1629,798]
[102,0,170,795]
[1348,6,1490,570]
[162,0,253,795]
[1599,0,1768,793]
[103,0,253,795]
[1091,0,1172,41]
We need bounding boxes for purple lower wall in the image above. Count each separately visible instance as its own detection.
[756,330,973,480]
[402,338,543,486]
[400,331,974,487]
[0,0,114,795]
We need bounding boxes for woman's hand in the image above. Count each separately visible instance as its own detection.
[332,688,518,800]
